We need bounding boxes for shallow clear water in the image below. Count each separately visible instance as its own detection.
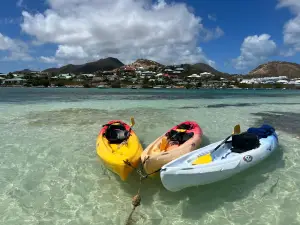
[1,87,300,225]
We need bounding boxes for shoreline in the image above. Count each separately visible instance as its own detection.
[0,85,297,91]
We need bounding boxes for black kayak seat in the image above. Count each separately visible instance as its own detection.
[166,129,194,145]
[231,132,260,153]
[104,123,130,144]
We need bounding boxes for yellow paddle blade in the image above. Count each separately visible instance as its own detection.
[130,117,135,127]
[192,153,213,165]
[233,124,241,135]
[160,136,168,150]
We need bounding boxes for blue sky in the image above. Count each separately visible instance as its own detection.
[0,0,299,74]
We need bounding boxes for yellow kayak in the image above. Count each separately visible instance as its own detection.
[96,118,143,181]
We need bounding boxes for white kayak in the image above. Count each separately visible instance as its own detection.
[160,125,279,192]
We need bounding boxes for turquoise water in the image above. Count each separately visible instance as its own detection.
[1,87,300,225]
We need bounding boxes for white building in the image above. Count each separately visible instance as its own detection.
[81,74,95,78]
[188,74,201,78]
[58,73,76,79]
[200,72,215,77]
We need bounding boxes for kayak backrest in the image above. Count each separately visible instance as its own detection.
[104,124,130,144]
[166,129,194,145]
[231,132,260,153]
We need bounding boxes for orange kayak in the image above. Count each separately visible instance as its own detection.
[141,121,203,175]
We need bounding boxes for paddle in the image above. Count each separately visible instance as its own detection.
[160,136,168,150]
[192,124,241,165]
[212,124,241,152]
[117,117,135,149]
[130,117,135,127]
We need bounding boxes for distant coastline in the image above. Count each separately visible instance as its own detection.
[1,59,300,90]
[0,84,297,90]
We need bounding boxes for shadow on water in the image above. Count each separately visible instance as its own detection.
[117,134,212,207]
[251,111,300,137]
[177,143,285,220]
[117,142,285,222]
[199,135,211,147]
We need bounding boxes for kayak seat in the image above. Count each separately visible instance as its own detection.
[166,129,194,145]
[104,124,130,144]
[231,132,260,153]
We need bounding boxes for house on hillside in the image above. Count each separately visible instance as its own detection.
[122,66,136,71]
[200,72,214,77]
[188,74,201,79]
[0,77,5,84]
[136,66,144,71]
[81,74,95,79]
[175,67,185,72]
[3,78,27,85]
[121,66,136,76]
[164,68,173,73]
[141,71,155,77]
[108,75,119,81]
[12,73,25,78]
[58,73,75,79]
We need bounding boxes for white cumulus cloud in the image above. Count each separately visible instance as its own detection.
[0,33,32,61]
[21,0,223,66]
[232,34,277,70]
[277,0,300,55]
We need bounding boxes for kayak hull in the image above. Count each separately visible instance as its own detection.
[160,130,278,192]
[96,120,143,181]
[141,121,203,175]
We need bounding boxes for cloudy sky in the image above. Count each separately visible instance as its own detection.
[0,0,299,74]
